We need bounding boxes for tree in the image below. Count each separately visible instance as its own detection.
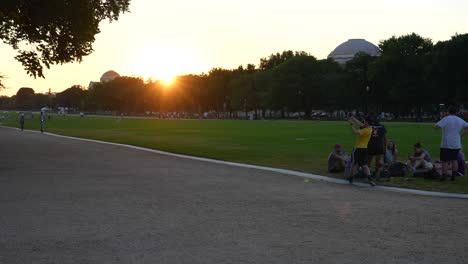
[0,95,15,109]
[429,33,468,104]
[34,93,51,109]
[252,70,274,118]
[273,55,320,117]
[15,87,35,110]
[0,73,4,89]
[316,59,344,111]
[90,76,146,113]
[56,85,87,109]
[205,68,235,112]
[230,73,255,116]
[259,50,309,70]
[370,33,433,115]
[0,33,465,116]
[0,0,130,78]
[345,53,378,111]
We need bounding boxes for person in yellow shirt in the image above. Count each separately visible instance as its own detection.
[348,115,376,186]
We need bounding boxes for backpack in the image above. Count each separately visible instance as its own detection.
[388,162,408,177]
[379,169,391,178]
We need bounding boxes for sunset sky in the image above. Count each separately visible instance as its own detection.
[1,0,467,96]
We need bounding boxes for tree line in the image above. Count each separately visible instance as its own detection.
[1,32,467,119]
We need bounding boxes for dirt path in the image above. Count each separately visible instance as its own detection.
[1,127,467,264]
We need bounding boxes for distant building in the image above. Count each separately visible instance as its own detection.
[88,70,121,89]
[88,81,100,90]
[328,39,381,64]
[100,70,120,83]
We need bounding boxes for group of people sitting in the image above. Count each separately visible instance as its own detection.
[328,109,467,182]
[328,140,410,179]
[407,142,465,178]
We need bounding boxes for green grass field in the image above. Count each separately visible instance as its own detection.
[2,113,468,194]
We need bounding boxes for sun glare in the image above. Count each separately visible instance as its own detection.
[160,75,175,87]
[127,44,202,88]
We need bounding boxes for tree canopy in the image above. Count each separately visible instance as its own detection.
[0,0,130,79]
[1,32,467,120]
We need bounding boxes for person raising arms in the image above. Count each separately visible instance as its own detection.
[348,115,376,186]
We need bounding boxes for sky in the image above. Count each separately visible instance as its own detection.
[1,0,467,96]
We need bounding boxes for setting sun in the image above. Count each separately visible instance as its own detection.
[126,43,204,85]
[160,75,175,87]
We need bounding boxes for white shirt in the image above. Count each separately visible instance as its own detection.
[436,115,468,149]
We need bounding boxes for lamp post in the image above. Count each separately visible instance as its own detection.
[243,98,247,120]
[365,86,370,113]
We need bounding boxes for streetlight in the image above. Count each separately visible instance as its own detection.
[365,86,370,113]
[243,98,247,119]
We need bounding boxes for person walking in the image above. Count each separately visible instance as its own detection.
[40,112,45,133]
[348,115,376,186]
[19,113,25,131]
[435,106,468,181]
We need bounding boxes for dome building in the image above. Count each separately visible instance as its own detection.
[328,39,381,64]
[100,70,120,83]
[88,70,121,89]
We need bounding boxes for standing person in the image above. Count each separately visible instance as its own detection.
[19,113,25,131]
[435,106,468,181]
[367,115,388,176]
[40,111,45,133]
[348,115,376,186]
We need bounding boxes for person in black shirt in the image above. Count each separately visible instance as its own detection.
[367,115,387,176]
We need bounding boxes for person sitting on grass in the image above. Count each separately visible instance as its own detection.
[384,140,398,164]
[407,142,433,172]
[328,144,349,173]
[383,140,410,177]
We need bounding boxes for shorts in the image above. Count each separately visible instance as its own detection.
[352,148,368,167]
[440,148,460,162]
[368,144,385,156]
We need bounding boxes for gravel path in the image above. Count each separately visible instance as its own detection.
[1,127,467,264]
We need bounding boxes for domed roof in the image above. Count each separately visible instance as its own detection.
[328,39,381,64]
[100,70,120,83]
